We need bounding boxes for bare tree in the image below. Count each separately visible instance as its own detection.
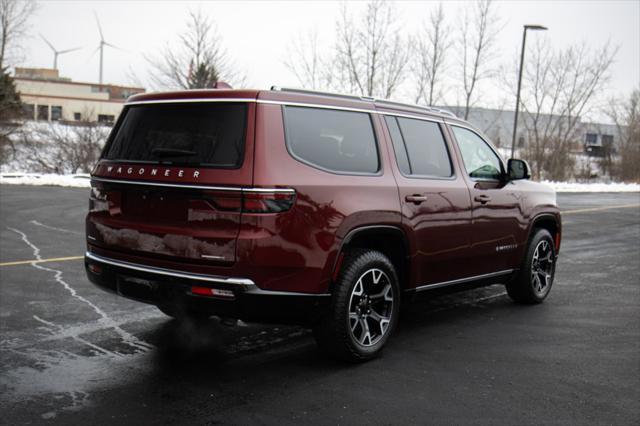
[13,117,109,174]
[457,0,500,119]
[333,0,409,98]
[413,3,450,105]
[1,0,37,165]
[0,0,37,70]
[518,40,617,180]
[607,90,640,182]
[284,29,327,90]
[147,9,243,90]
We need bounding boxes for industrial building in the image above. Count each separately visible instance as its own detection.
[14,67,145,124]
[443,105,620,157]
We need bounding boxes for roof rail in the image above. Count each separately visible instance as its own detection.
[271,86,374,103]
[270,86,457,118]
[374,99,457,118]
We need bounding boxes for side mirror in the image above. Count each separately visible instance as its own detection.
[507,159,531,180]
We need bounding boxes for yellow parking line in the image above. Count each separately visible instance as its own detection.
[563,203,640,215]
[0,255,84,267]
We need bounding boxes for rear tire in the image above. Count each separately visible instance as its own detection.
[313,249,400,362]
[506,228,556,304]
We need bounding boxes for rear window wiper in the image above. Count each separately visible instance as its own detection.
[151,148,197,157]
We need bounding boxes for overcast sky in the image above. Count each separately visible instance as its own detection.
[19,0,640,116]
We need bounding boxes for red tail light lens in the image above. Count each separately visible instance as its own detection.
[242,191,296,213]
[191,286,235,299]
[198,190,295,213]
[200,190,243,212]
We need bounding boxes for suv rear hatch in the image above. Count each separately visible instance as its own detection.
[87,100,254,265]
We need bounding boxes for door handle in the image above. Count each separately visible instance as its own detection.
[405,194,428,204]
[474,194,492,204]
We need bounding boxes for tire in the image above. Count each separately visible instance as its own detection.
[313,249,400,362]
[506,228,557,304]
[157,305,210,321]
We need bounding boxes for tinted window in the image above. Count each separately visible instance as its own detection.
[103,103,247,168]
[284,106,379,174]
[452,126,503,180]
[384,116,411,175]
[391,117,452,177]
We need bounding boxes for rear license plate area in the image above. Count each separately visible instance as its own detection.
[122,190,187,222]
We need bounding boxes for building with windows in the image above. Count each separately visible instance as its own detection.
[441,106,621,158]
[14,67,145,125]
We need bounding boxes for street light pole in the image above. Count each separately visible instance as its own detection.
[511,24,548,159]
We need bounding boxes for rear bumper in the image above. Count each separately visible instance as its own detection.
[85,252,330,324]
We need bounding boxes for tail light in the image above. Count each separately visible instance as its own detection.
[201,189,295,214]
[242,191,296,213]
[199,190,243,212]
[191,286,235,299]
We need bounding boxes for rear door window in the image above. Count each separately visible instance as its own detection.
[103,103,247,168]
[283,106,379,174]
[385,116,453,178]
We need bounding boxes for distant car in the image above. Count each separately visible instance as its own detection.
[85,87,561,361]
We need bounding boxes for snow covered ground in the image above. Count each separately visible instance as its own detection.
[1,172,637,192]
[0,173,91,188]
[541,181,640,192]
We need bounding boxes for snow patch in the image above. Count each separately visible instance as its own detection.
[0,173,91,188]
[541,181,640,193]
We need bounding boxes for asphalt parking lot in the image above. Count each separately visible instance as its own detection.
[0,185,639,425]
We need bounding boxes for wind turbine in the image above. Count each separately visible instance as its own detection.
[94,12,119,84]
[40,34,81,70]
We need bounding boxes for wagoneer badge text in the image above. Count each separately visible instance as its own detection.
[105,166,200,178]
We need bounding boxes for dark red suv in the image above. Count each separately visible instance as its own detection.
[85,87,561,361]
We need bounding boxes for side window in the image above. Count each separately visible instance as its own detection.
[385,116,452,178]
[283,106,379,174]
[451,126,503,180]
[384,116,411,175]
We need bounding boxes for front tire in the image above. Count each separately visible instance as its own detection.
[313,249,400,362]
[506,228,556,304]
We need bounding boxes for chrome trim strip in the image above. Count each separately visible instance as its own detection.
[411,269,515,293]
[90,177,295,193]
[86,251,255,286]
[259,99,375,114]
[85,251,330,297]
[375,109,445,123]
[124,97,445,123]
[264,99,444,123]
[126,98,257,106]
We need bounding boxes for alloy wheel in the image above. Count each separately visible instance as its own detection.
[531,240,554,297]
[347,268,394,347]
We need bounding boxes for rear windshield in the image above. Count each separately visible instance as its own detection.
[102,103,247,168]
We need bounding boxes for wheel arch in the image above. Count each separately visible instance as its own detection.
[528,213,561,254]
[332,225,410,292]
